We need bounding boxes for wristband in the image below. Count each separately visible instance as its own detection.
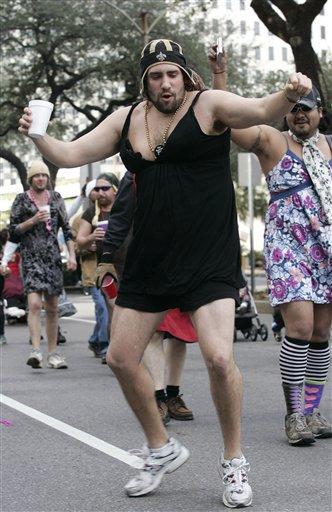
[213,70,226,74]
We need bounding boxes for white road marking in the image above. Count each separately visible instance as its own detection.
[60,317,95,324]
[0,394,143,469]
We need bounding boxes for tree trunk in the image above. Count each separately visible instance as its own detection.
[250,0,327,103]
[0,149,28,191]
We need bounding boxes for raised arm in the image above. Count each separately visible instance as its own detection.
[205,73,312,129]
[208,43,227,92]
[208,43,291,172]
[18,106,130,168]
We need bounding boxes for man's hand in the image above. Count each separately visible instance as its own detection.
[31,211,50,224]
[18,107,32,136]
[95,262,117,289]
[66,255,77,271]
[284,73,312,103]
[92,227,106,241]
[208,44,227,75]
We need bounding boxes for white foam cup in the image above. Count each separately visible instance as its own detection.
[38,204,50,219]
[28,100,54,138]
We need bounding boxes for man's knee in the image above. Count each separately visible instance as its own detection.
[206,351,234,377]
[288,319,313,340]
[106,346,132,373]
[312,324,331,342]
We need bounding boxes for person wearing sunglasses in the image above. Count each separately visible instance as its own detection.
[76,173,119,358]
[211,49,332,448]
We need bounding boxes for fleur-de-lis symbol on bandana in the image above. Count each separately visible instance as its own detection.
[156,51,166,61]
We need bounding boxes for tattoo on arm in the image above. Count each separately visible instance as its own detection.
[248,126,262,153]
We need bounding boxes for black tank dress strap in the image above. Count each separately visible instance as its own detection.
[121,101,141,139]
[190,89,207,109]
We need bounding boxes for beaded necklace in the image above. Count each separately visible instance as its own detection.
[144,93,188,158]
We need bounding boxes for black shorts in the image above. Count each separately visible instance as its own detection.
[115,280,240,313]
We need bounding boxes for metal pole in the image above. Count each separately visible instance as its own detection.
[247,155,255,294]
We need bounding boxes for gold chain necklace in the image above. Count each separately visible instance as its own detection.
[144,93,188,158]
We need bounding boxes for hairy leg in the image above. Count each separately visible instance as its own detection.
[280,301,314,340]
[142,331,166,391]
[107,306,168,448]
[312,304,332,342]
[191,299,242,459]
[166,337,186,386]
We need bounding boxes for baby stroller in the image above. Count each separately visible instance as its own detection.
[234,288,269,342]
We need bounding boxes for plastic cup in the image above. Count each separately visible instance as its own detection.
[101,274,118,299]
[28,100,54,138]
[97,220,109,232]
[38,204,50,220]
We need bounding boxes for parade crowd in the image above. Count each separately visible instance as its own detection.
[1,40,331,509]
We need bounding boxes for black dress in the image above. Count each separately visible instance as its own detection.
[118,91,245,303]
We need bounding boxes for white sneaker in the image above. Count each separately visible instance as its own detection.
[0,334,7,345]
[219,455,253,508]
[47,352,68,369]
[27,349,43,369]
[125,437,189,497]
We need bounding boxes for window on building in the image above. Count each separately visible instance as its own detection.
[241,45,247,57]
[226,20,233,35]
[268,46,274,60]
[321,26,326,39]
[322,49,327,60]
[240,21,246,35]
[226,0,232,9]
[0,178,4,187]
[212,18,219,34]
[240,0,245,9]
[254,47,261,60]
[254,21,260,35]
[11,176,16,185]
[282,47,287,61]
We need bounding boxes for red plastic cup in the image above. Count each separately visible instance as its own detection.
[101,274,118,299]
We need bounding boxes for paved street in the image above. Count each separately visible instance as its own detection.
[1,293,331,512]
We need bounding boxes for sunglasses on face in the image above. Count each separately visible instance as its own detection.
[93,185,113,192]
[290,104,316,114]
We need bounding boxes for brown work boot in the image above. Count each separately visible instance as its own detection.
[157,400,170,425]
[166,395,194,421]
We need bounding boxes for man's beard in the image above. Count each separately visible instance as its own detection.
[148,91,185,114]
[31,183,47,192]
[98,197,112,207]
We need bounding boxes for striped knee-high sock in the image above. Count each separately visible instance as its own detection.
[304,341,330,415]
[279,336,309,415]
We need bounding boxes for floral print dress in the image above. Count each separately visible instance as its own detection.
[9,191,73,296]
[264,150,332,307]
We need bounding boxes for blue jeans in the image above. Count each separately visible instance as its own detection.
[88,286,109,346]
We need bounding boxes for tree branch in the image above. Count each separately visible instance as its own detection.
[250,0,289,42]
